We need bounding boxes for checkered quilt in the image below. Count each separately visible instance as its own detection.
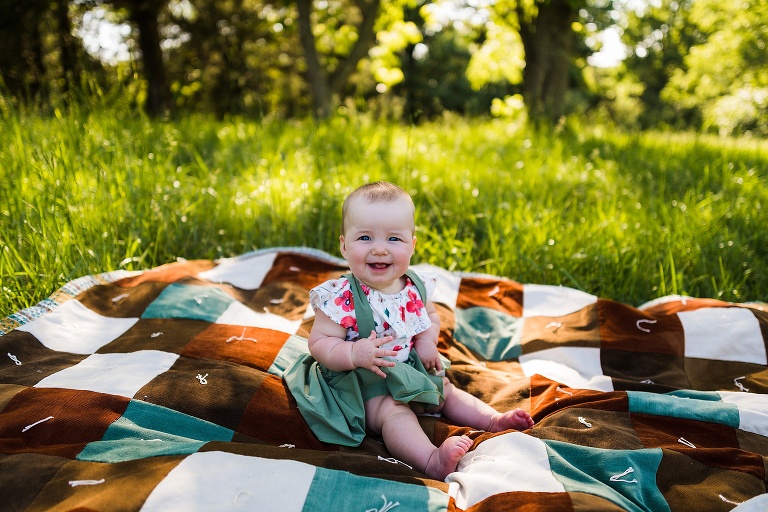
[1,247,767,511]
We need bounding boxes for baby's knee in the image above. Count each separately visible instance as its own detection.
[365,396,410,433]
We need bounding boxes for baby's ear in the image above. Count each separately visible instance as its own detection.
[339,235,347,256]
[411,236,417,250]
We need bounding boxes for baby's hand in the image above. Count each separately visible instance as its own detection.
[351,331,397,378]
[414,337,442,373]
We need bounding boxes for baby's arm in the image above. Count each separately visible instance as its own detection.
[412,300,443,372]
[308,310,397,378]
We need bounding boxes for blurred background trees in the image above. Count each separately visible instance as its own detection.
[0,0,765,135]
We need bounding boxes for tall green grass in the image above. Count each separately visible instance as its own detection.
[1,107,766,317]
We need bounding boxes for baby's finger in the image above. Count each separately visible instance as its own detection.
[374,335,394,347]
[375,358,396,368]
[370,365,388,378]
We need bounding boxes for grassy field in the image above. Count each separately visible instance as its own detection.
[1,106,767,318]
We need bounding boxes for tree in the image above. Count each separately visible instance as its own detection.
[661,0,768,135]
[0,0,53,101]
[618,0,700,128]
[113,0,173,116]
[484,0,614,122]
[296,0,382,118]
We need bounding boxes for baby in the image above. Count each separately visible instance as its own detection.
[285,181,533,480]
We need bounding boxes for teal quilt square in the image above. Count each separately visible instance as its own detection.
[141,284,235,322]
[77,399,234,462]
[454,307,523,361]
[544,439,669,512]
[304,467,448,511]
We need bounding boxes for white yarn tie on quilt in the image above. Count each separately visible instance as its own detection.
[193,294,209,305]
[677,437,696,448]
[578,417,592,428]
[555,386,573,401]
[7,353,22,365]
[196,373,208,385]
[636,319,657,333]
[720,494,741,505]
[226,327,258,344]
[69,479,105,487]
[545,321,562,332]
[365,494,400,512]
[377,456,412,470]
[22,416,54,433]
[609,467,637,484]
[111,293,129,304]
[734,376,749,392]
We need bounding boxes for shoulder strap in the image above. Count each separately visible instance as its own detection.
[343,270,429,338]
[343,273,376,337]
[405,269,428,303]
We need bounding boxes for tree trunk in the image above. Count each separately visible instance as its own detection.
[296,0,381,118]
[129,1,172,117]
[518,0,575,121]
[55,0,79,95]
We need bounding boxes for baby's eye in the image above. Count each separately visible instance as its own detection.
[388,236,403,242]
[358,235,371,241]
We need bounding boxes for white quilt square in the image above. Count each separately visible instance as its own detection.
[519,347,614,392]
[215,301,302,334]
[522,284,597,318]
[679,307,767,365]
[411,263,461,309]
[16,300,139,354]
[34,350,179,398]
[140,451,316,512]
[447,432,564,509]
[198,251,278,290]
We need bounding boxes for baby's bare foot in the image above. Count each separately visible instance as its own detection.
[487,408,535,432]
[424,435,473,481]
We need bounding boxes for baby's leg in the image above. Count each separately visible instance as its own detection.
[365,395,471,481]
[441,379,534,432]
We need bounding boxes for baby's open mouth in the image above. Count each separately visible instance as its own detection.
[368,263,391,269]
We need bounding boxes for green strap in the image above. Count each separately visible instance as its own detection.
[343,270,427,338]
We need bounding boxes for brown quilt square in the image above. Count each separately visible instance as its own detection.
[98,318,211,354]
[598,299,685,355]
[136,355,265,431]
[0,453,69,512]
[0,331,87,387]
[261,252,348,290]
[25,456,181,512]
[183,324,289,372]
[76,282,168,318]
[657,448,766,510]
[521,303,601,353]
[456,277,524,317]
[238,374,334,450]
[0,388,129,458]
[114,259,216,288]
[601,350,690,390]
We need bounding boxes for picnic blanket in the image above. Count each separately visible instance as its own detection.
[1,247,767,512]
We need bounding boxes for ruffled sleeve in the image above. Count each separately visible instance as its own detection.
[309,277,358,333]
[411,270,437,302]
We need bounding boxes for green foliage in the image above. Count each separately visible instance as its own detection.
[661,0,768,136]
[2,107,766,318]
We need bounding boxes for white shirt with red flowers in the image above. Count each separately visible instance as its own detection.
[309,271,438,363]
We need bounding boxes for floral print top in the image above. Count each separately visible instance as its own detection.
[309,271,438,363]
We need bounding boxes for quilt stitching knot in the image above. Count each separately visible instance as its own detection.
[636,319,657,333]
[609,467,637,484]
[365,494,400,512]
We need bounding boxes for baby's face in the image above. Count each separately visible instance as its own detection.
[340,196,416,294]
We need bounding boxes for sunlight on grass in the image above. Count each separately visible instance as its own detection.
[1,108,766,317]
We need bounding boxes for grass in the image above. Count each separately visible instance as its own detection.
[1,106,767,318]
